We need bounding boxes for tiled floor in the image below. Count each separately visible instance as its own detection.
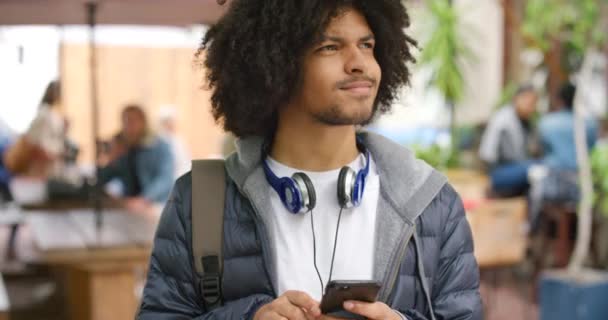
[480,268,539,320]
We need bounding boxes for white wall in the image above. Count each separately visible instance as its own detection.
[0,26,61,133]
[454,0,504,125]
[375,0,504,138]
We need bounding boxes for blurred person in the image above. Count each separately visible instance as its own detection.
[97,105,174,212]
[3,80,66,179]
[97,133,128,197]
[98,132,128,165]
[138,1,481,319]
[538,82,598,170]
[0,81,67,204]
[526,83,600,231]
[157,106,191,178]
[479,85,539,196]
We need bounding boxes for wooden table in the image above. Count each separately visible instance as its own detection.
[21,197,121,212]
[446,169,528,268]
[25,209,157,320]
[465,198,527,268]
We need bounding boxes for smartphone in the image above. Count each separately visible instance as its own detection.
[320,280,382,318]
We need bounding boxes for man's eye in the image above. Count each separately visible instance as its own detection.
[361,42,374,49]
[319,45,338,52]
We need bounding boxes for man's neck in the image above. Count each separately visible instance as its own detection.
[270,112,359,172]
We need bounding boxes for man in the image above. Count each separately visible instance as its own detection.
[138,1,481,319]
[479,85,538,196]
[98,105,174,211]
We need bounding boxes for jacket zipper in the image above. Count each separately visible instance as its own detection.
[378,225,415,302]
[237,185,278,298]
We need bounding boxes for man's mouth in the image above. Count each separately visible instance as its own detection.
[339,81,374,96]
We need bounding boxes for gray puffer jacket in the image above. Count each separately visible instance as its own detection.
[138,132,482,320]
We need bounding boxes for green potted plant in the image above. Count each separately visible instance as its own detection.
[417,0,474,166]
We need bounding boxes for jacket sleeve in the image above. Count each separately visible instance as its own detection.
[406,187,483,320]
[137,178,274,320]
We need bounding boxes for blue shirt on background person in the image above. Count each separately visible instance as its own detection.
[97,105,175,205]
[98,133,174,204]
[538,82,599,171]
[539,110,597,170]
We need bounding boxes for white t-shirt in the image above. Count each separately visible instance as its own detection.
[266,154,380,301]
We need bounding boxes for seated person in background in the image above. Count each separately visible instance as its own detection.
[99,133,128,196]
[3,81,68,186]
[98,105,174,213]
[539,82,598,171]
[479,85,539,197]
[99,132,128,164]
[527,82,599,231]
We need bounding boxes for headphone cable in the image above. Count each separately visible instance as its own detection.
[310,209,325,295]
[310,207,344,296]
[327,208,343,286]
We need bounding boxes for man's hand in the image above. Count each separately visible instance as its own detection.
[254,291,321,320]
[318,301,402,320]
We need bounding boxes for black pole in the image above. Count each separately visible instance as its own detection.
[87,2,103,231]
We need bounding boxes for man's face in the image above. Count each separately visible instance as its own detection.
[288,7,381,125]
[122,110,146,145]
[514,91,538,120]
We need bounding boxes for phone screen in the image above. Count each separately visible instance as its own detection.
[320,280,382,317]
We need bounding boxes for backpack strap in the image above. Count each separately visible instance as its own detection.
[191,159,226,310]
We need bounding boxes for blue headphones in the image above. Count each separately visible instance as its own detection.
[263,141,370,214]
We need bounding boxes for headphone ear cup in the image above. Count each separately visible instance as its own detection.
[293,172,316,212]
[337,167,355,208]
[351,170,366,207]
[278,178,302,214]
